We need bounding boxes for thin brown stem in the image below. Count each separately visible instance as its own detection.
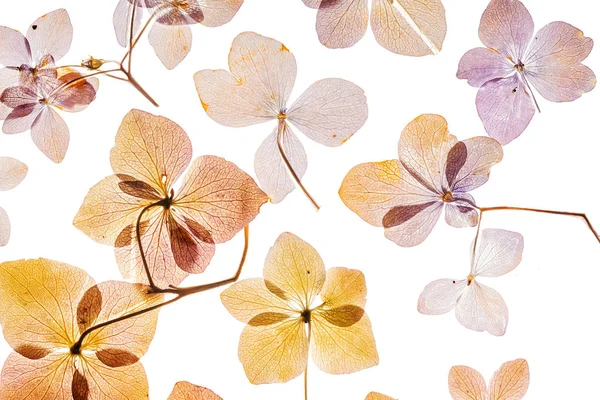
[162,225,250,296]
[70,225,250,354]
[135,201,165,291]
[478,206,600,244]
[122,67,159,107]
[276,119,320,210]
[121,7,162,68]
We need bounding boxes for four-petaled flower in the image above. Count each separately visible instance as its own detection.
[340,114,503,247]
[418,229,524,336]
[457,0,595,144]
[221,232,378,384]
[74,109,267,288]
[0,258,163,399]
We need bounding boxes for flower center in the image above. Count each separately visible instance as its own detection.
[467,274,475,286]
[301,309,311,324]
[442,191,454,202]
[514,60,525,72]
[277,112,287,120]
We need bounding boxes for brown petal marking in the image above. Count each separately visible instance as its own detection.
[14,344,51,360]
[72,369,89,400]
[320,305,364,327]
[76,285,102,333]
[382,202,437,228]
[445,142,468,188]
[96,348,140,367]
[156,0,204,25]
[114,220,150,248]
[167,213,215,273]
[248,312,291,327]
[183,217,214,244]
[264,280,289,301]
[117,175,162,200]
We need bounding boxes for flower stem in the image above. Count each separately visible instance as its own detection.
[276,119,320,210]
[70,224,250,354]
[476,206,600,244]
[304,320,311,400]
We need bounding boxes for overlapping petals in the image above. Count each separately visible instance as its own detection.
[339,114,502,247]
[221,232,378,384]
[449,359,529,400]
[304,0,446,56]
[195,32,368,204]
[418,229,524,336]
[74,109,267,288]
[457,0,596,144]
[0,259,162,399]
[115,0,244,69]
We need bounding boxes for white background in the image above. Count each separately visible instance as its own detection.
[1,1,599,399]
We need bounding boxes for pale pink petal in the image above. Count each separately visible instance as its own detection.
[287,78,367,147]
[26,9,73,65]
[371,0,446,56]
[445,197,478,228]
[194,69,277,127]
[229,32,297,113]
[254,124,307,204]
[0,206,10,246]
[524,22,596,102]
[302,0,321,8]
[148,22,192,70]
[0,68,22,119]
[383,201,443,247]
[471,228,524,277]
[30,107,69,163]
[114,0,144,47]
[197,0,244,27]
[3,104,43,134]
[455,281,508,336]
[0,157,27,191]
[479,0,533,61]
[316,0,368,49]
[476,75,535,145]
[457,47,514,87]
[447,137,503,192]
[0,27,31,66]
[418,279,466,315]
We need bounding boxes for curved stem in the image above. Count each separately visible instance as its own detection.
[121,7,162,68]
[136,201,165,291]
[122,68,159,107]
[70,225,250,354]
[477,206,600,244]
[276,119,320,210]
